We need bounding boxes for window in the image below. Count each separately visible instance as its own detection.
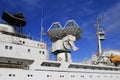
[41,62,61,67]
[23,41,25,44]
[71,75,75,77]
[60,75,64,77]
[5,45,13,50]
[27,74,33,77]
[13,74,15,77]
[9,46,12,50]
[9,74,15,77]
[28,49,31,53]
[47,75,49,77]
[47,75,52,77]
[43,51,45,54]
[39,51,41,54]
[81,75,84,77]
[5,46,8,49]
[9,74,12,77]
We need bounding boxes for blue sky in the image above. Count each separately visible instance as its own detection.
[0,0,120,61]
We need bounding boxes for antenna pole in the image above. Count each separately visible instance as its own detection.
[40,0,44,42]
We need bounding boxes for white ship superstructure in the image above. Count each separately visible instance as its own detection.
[0,11,120,80]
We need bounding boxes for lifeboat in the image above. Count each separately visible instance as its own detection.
[109,55,120,63]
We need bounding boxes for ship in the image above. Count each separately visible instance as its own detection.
[0,11,120,80]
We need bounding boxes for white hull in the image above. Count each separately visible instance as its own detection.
[0,67,120,80]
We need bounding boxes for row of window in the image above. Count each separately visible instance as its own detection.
[41,62,61,67]
[9,74,15,77]
[4,45,45,54]
[8,74,33,77]
[18,40,43,48]
[40,62,120,71]
[5,45,12,50]
[27,49,45,54]
[69,64,120,71]
[46,74,119,78]
[0,73,119,79]
[14,40,42,48]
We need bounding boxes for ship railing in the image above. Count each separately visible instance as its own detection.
[0,62,30,70]
[0,31,46,43]
[0,33,47,44]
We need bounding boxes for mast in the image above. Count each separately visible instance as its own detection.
[40,0,44,42]
[96,17,105,57]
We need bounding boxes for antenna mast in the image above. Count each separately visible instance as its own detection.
[40,0,44,42]
[96,17,105,57]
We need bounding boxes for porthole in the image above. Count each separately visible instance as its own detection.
[28,74,30,77]
[39,51,41,54]
[23,41,25,44]
[5,46,8,49]
[9,46,12,50]
[13,74,15,77]
[47,75,49,77]
[28,74,33,77]
[9,74,12,77]
[81,75,84,77]
[71,75,75,77]
[28,49,31,53]
[60,75,64,77]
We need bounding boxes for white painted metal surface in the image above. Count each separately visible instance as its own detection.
[0,22,120,80]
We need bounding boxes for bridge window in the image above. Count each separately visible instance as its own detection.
[41,62,61,67]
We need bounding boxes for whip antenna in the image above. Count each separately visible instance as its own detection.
[40,0,44,42]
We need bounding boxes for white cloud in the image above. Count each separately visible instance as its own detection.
[101,2,120,35]
[99,2,120,49]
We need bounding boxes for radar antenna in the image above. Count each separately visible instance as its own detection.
[1,11,26,34]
